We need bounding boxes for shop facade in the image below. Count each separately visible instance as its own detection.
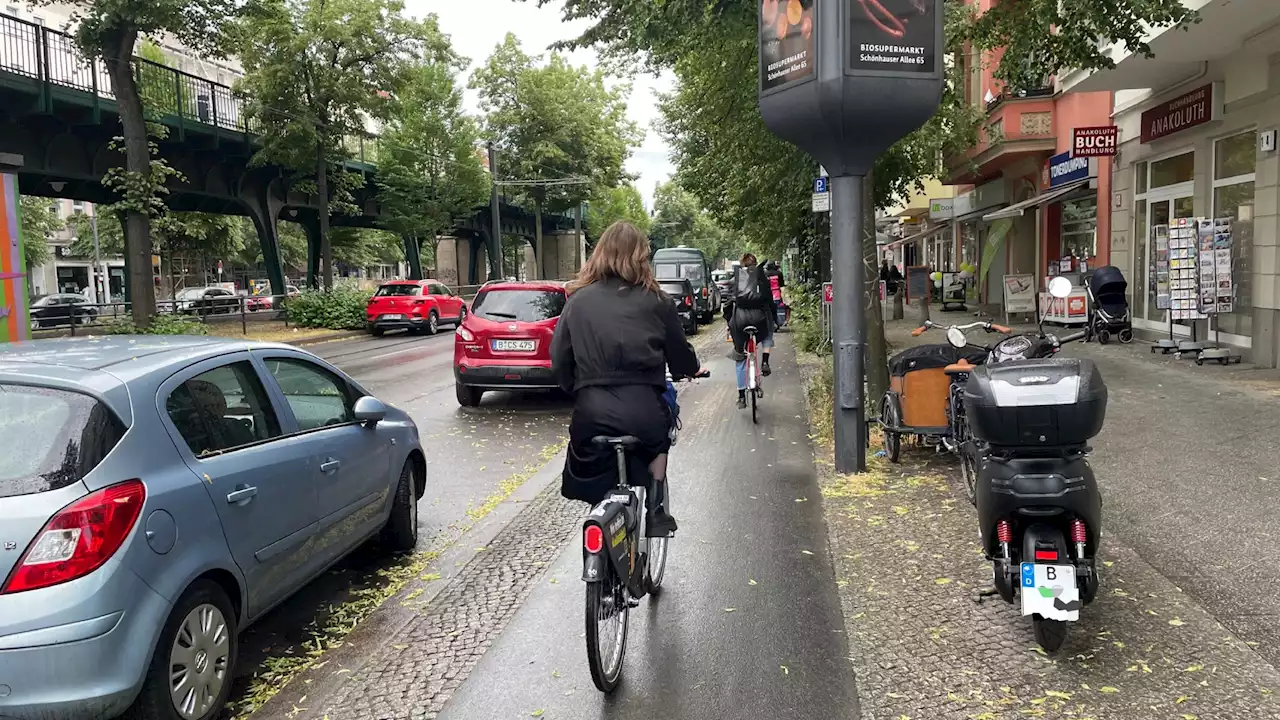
[1060,0,1280,364]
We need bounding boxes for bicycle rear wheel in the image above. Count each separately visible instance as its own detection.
[585,567,629,692]
[645,536,669,593]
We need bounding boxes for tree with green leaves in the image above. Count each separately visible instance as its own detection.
[19,198,59,271]
[32,0,237,326]
[649,181,732,265]
[331,227,405,271]
[376,20,489,272]
[471,34,640,277]
[235,0,431,290]
[586,183,650,236]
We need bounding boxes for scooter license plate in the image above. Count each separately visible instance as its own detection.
[1019,563,1081,621]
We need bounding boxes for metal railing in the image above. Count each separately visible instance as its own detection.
[0,13,378,165]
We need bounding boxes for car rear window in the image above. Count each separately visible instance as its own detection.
[0,384,126,499]
[659,282,690,297]
[472,289,566,322]
[656,262,705,284]
[375,284,421,297]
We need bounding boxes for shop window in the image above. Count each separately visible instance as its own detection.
[1212,130,1256,338]
[1149,152,1194,189]
[1060,197,1098,260]
[1135,162,1148,195]
[1134,199,1147,320]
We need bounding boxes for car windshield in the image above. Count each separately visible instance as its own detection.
[375,284,421,297]
[472,289,565,322]
[0,384,126,499]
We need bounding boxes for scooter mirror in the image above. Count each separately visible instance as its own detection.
[1049,276,1072,299]
[946,326,967,349]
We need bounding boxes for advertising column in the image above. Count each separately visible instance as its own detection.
[0,164,29,343]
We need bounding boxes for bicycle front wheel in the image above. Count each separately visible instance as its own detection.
[750,384,758,423]
[585,568,629,692]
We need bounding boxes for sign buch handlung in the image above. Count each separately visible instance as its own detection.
[848,0,935,75]
[1073,126,1118,157]
[759,0,816,91]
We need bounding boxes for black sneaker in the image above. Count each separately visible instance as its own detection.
[647,507,678,537]
[762,357,772,376]
[737,395,747,409]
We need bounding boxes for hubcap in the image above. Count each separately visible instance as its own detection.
[430,314,438,332]
[169,603,230,720]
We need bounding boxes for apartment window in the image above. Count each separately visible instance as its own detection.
[5,6,18,16]
[72,200,85,215]
[1212,130,1257,337]
[31,15,43,26]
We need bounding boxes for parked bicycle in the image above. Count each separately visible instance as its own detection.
[580,371,708,692]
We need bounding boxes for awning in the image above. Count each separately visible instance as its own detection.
[982,179,1091,221]
[884,222,950,249]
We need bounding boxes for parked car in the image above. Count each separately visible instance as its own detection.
[0,336,425,720]
[653,246,719,323]
[366,280,467,337]
[712,270,734,302]
[659,278,698,335]
[175,286,241,315]
[453,281,567,407]
[246,285,301,312]
[29,293,98,330]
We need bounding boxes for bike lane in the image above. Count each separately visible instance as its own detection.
[438,335,857,719]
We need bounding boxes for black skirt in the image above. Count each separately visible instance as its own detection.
[561,384,672,505]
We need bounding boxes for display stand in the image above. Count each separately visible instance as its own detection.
[1150,223,1178,354]
[1164,219,1205,355]
[1196,217,1243,366]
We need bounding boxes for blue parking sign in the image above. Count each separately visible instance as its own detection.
[813,177,829,194]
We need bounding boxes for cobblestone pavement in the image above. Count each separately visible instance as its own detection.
[283,482,582,720]
[801,345,1280,720]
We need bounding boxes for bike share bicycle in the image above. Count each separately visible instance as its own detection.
[579,370,709,692]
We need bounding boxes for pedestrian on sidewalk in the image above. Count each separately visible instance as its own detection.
[551,221,704,536]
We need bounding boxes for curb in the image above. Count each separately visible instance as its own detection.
[288,329,365,346]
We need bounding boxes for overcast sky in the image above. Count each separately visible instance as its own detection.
[408,0,675,210]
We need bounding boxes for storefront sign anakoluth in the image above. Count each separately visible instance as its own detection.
[759,0,816,91]
[1049,151,1090,188]
[1141,84,1214,144]
[1073,126,1118,157]
[849,0,937,74]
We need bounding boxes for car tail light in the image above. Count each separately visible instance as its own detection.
[701,287,708,297]
[584,525,604,553]
[685,295,694,306]
[457,326,474,341]
[1,480,146,594]
[414,299,426,305]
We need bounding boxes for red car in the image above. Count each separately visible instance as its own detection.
[366,279,468,336]
[453,281,567,407]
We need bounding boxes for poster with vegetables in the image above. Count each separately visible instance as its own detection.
[759,0,815,91]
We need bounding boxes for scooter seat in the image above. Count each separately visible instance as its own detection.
[944,360,977,376]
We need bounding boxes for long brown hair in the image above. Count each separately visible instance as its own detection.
[566,221,660,295]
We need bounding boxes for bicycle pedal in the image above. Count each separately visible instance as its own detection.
[626,597,642,608]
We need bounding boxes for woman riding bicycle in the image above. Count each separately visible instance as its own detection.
[551,221,703,537]
[723,253,775,409]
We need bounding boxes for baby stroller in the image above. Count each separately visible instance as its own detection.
[1086,265,1133,344]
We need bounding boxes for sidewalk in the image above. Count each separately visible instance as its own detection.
[803,315,1280,719]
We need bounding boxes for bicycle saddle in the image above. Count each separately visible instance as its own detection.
[592,435,641,447]
[743,325,759,335]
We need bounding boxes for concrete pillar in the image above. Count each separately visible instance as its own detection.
[523,242,536,281]
[298,216,321,289]
[534,234,546,279]
[436,236,460,287]
[557,233,577,279]
[401,233,422,280]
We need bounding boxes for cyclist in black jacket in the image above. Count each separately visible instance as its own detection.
[723,253,775,408]
[551,221,704,537]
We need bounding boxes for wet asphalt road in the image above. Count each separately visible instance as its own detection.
[228,329,573,710]
[437,334,860,720]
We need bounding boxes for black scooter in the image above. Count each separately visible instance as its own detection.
[962,277,1107,652]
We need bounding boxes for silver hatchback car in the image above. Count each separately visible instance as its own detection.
[0,336,426,720]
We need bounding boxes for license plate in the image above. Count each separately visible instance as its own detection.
[381,314,403,320]
[493,339,535,351]
[1020,562,1080,621]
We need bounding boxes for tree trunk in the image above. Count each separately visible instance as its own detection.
[534,202,544,280]
[317,143,332,290]
[101,29,156,327]
[862,168,889,409]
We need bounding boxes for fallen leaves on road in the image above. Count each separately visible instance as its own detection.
[748,578,758,585]
[780,664,790,675]
[1169,618,1185,626]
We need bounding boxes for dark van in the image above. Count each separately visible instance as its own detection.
[652,246,719,323]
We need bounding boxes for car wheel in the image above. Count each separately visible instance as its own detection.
[427,311,439,335]
[122,580,237,720]
[456,382,482,407]
[369,327,385,337]
[29,318,38,331]
[381,459,419,552]
[456,306,467,327]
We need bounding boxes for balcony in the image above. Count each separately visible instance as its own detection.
[945,92,1057,185]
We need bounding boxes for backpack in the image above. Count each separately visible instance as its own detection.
[735,266,763,305]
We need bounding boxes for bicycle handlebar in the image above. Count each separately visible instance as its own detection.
[913,320,1010,335]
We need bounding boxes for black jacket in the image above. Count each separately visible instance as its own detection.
[723,264,777,319]
[551,277,700,393]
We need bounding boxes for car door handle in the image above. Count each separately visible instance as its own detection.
[226,485,258,505]
[320,458,341,474]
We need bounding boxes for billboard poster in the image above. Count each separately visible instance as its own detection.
[760,0,816,92]
[849,0,936,75]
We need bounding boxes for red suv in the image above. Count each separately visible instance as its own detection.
[366,279,468,336]
[453,281,567,407]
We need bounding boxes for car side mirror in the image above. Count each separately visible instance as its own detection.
[353,396,388,425]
